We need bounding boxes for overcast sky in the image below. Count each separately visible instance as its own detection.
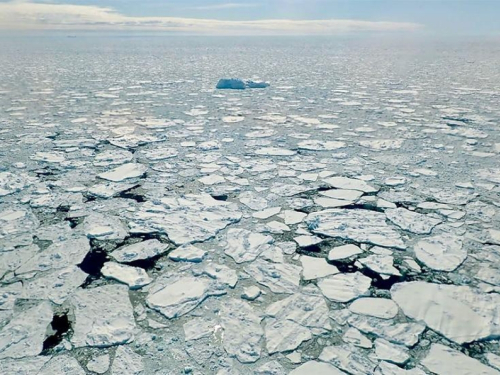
[0,0,498,35]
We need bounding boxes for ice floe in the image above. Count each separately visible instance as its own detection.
[391,281,500,344]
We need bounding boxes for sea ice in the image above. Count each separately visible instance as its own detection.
[219,298,263,363]
[101,262,152,289]
[98,163,147,182]
[349,298,399,319]
[318,272,371,302]
[127,194,242,245]
[306,209,406,249]
[413,234,466,271]
[391,281,500,344]
[421,344,499,375]
[111,239,169,263]
[71,285,136,347]
[146,275,225,319]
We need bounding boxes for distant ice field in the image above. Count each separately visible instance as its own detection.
[0,36,499,374]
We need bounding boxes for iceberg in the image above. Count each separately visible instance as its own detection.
[216,78,270,90]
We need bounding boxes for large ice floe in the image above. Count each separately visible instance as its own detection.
[126,194,242,245]
[1,37,500,374]
[391,281,500,344]
[306,209,406,249]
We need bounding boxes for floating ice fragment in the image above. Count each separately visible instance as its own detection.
[323,176,377,193]
[219,299,263,363]
[414,234,466,271]
[265,318,312,354]
[146,276,225,319]
[0,301,52,359]
[298,140,346,151]
[422,344,499,375]
[343,327,372,348]
[98,163,147,182]
[38,356,85,375]
[101,262,152,289]
[374,338,410,365]
[87,354,110,374]
[318,272,371,303]
[328,244,363,261]
[385,208,442,235]
[169,244,207,263]
[290,361,344,375]
[111,239,168,263]
[255,147,296,156]
[306,209,405,249]
[242,286,261,301]
[128,194,241,245]
[349,298,399,319]
[300,256,339,280]
[224,228,274,263]
[391,281,500,344]
[71,285,136,347]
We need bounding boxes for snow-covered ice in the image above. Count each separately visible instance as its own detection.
[1,36,499,374]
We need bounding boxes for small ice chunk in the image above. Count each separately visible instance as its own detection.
[374,338,410,365]
[111,346,144,375]
[343,327,372,349]
[111,239,168,263]
[169,244,207,263]
[318,272,371,302]
[87,354,110,374]
[242,286,261,301]
[255,147,296,156]
[146,276,225,319]
[323,176,378,193]
[98,163,147,182]
[290,361,345,375]
[38,356,85,375]
[0,302,52,359]
[414,235,466,271]
[265,318,312,354]
[300,256,339,280]
[349,298,399,319]
[101,262,152,289]
[245,259,301,294]
[328,244,363,261]
[199,174,225,185]
[224,228,274,263]
[71,285,136,347]
[245,80,270,88]
[253,207,281,219]
[286,351,302,364]
[386,208,442,235]
[220,299,264,363]
[283,210,307,225]
[307,209,405,249]
[358,254,401,277]
[375,361,427,375]
[294,235,322,248]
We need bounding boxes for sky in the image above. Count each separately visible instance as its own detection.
[0,0,498,35]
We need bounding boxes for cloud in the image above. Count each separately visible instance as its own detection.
[189,3,259,11]
[0,1,422,34]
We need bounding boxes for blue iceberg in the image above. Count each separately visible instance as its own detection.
[216,78,270,90]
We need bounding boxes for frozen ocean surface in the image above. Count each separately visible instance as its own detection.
[1,36,500,374]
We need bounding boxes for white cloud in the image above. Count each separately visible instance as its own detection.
[0,1,422,34]
[189,3,259,11]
